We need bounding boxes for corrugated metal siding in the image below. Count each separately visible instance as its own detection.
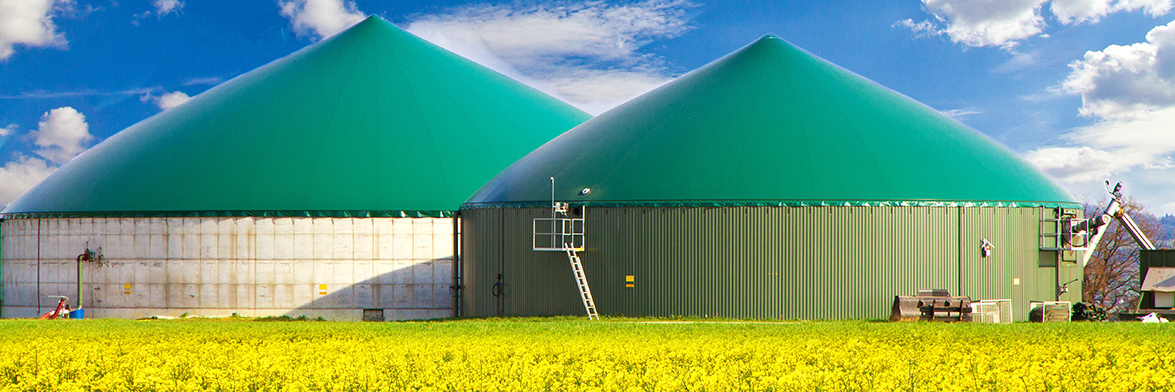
[957,208,1082,321]
[460,206,1078,320]
[0,218,3,318]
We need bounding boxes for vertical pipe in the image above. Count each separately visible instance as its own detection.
[36,218,42,315]
[957,207,963,296]
[78,252,83,309]
[451,211,460,318]
[1055,210,1062,301]
[1053,208,1062,301]
[0,217,4,319]
[498,210,505,316]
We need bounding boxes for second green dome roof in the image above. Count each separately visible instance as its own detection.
[3,16,590,217]
[466,35,1075,208]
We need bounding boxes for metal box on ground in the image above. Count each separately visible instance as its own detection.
[891,290,972,322]
[1029,301,1071,322]
[971,299,1013,323]
[362,309,384,322]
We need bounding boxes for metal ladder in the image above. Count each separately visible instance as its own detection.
[564,245,599,320]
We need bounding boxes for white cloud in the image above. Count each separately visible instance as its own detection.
[278,0,365,40]
[131,0,183,23]
[894,18,941,39]
[1025,146,1119,182]
[1026,106,1175,181]
[152,0,182,15]
[183,76,222,86]
[0,0,68,60]
[905,0,1049,49]
[140,90,190,110]
[0,107,95,206]
[0,86,155,99]
[0,154,54,206]
[900,0,1173,49]
[1060,20,1175,119]
[1034,19,1175,214]
[1162,201,1175,215]
[154,90,190,110]
[30,106,92,165]
[1051,0,1171,24]
[1027,105,1175,213]
[940,108,982,119]
[992,51,1039,72]
[544,68,670,115]
[407,0,693,114]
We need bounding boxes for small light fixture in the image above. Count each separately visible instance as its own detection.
[580,188,591,196]
[981,238,995,258]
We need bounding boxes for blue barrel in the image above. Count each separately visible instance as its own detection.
[72,308,84,319]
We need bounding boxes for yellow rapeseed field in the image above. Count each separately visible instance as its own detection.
[0,317,1172,391]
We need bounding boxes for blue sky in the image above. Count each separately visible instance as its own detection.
[1,0,1173,214]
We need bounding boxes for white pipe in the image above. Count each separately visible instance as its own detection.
[1118,213,1157,251]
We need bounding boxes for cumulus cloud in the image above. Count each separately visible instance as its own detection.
[407,0,693,114]
[155,91,190,109]
[1060,20,1175,119]
[1051,0,1171,24]
[132,0,183,23]
[899,0,1173,49]
[152,0,182,15]
[1025,146,1119,182]
[1024,109,1175,212]
[0,154,55,206]
[141,90,191,110]
[0,0,68,60]
[899,0,1049,49]
[279,0,365,40]
[0,107,94,204]
[140,90,191,110]
[1030,23,1175,210]
[30,106,92,165]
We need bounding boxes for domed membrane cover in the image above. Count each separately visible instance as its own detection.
[466,35,1075,208]
[3,16,590,218]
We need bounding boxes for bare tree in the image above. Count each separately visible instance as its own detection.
[1082,197,1167,311]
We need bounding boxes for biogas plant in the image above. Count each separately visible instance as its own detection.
[2,16,1169,322]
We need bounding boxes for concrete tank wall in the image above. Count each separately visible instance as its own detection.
[1,216,454,320]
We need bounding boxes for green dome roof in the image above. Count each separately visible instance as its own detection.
[466,35,1075,208]
[3,16,590,217]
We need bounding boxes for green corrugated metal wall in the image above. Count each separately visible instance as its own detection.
[460,206,1083,320]
[0,218,3,318]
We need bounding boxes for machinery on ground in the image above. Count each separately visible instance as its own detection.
[38,296,72,320]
